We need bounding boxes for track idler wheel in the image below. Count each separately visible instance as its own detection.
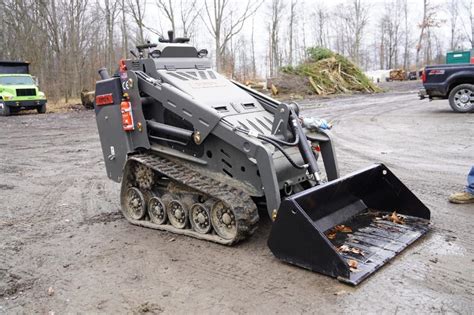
[124,187,146,220]
[210,201,237,240]
[148,196,167,225]
[190,201,212,234]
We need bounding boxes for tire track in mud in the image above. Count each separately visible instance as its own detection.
[302,93,414,120]
[2,176,76,244]
[302,94,420,168]
[138,241,336,311]
[77,176,121,225]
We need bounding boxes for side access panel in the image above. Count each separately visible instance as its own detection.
[94,77,130,182]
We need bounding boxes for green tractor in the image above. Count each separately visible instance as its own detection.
[0,61,47,116]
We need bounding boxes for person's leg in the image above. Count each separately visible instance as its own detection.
[466,166,474,195]
[449,166,474,204]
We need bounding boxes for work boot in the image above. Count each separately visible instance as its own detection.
[448,191,474,204]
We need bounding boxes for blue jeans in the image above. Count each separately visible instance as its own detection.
[467,166,474,194]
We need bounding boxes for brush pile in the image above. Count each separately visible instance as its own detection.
[275,47,381,96]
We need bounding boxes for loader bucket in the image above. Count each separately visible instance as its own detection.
[268,163,430,285]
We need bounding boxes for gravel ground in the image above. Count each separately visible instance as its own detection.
[0,82,473,314]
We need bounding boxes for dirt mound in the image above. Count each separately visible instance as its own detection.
[275,47,380,96]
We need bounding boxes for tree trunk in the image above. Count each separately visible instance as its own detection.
[250,18,256,78]
[415,0,428,79]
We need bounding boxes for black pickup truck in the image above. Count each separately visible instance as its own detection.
[419,64,474,112]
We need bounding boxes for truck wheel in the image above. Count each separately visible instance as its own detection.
[37,104,46,114]
[1,104,10,116]
[448,84,474,113]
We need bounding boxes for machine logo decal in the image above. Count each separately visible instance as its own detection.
[122,78,134,90]
[188,80,226,89]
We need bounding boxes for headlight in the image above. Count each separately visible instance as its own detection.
[3,95,13,100]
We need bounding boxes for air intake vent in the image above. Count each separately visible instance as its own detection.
[207,71,217,79]
[176,72,198,80]
[16,88,36,96]
[167,72,188,81]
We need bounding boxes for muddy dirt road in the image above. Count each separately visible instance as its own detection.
[1,84,473,313]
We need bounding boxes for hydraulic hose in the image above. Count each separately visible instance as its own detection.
[289,108,320,183]
[234,126,307,170]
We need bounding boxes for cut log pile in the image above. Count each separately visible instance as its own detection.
[389,69,406,81]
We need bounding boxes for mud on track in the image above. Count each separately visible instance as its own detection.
[1,82,473,313]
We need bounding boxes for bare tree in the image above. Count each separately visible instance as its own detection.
[156,0,176,33]
[121,0,129,58]
[350,0,369,65]
[127,0,146,44]
[313,6,328,48]
[403,0,410,70]
[155,0,200,38]
[288,0,297,66]
[446,0,461,50]
[99,0,120,72]
[297,3,308,63]
[267,0,285,76]
[250,17,257,78]
[179,0,201,38]
[333,0,369,65]
[378,0,402,69]
[201,0,262,72]
[460,0,474,48]
[415,0,442,75]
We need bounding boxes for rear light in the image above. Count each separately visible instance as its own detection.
[312,145,321,152]
[121,101,134,131]
[421,69,426,83]
[95,93,114,106]
[119,59,127,72]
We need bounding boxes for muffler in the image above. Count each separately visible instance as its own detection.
[268,164,430,285]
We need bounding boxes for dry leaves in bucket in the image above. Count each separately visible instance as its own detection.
[347,259,358,272]
[334,225,352,233]
[383,211,405,224]
[338,245,365,256]
[327,231,337,240]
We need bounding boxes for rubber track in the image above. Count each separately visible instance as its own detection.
[124,153,259,245]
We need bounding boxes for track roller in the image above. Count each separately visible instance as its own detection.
[165,195,189,229]
[190,201,212,234]
[148,195,167,224]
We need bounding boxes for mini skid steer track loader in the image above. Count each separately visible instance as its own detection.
[93,31,430,285]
